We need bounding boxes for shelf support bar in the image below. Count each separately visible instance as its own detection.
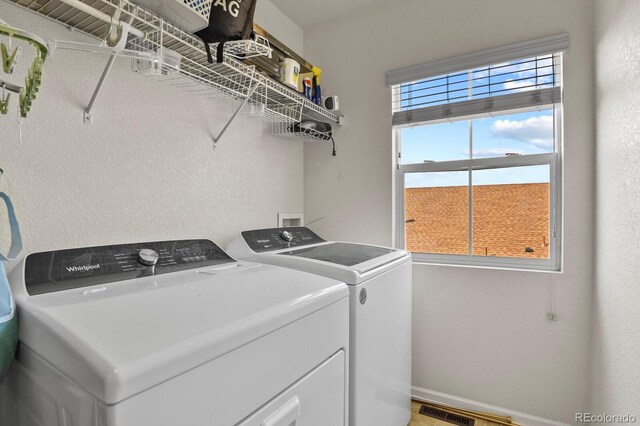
[83,21,134,123]
[212,81,259,148]
[84,52,117,123]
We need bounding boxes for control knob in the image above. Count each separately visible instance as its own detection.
[138,249,159,266]
[281,230,294,242]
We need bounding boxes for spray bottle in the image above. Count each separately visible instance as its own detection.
[312,66,322,106]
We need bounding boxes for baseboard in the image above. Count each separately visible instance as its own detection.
[412,386,570,426]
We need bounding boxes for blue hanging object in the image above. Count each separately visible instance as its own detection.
[0,191,22,381]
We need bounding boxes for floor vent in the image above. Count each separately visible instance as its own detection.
[419,404,475,426]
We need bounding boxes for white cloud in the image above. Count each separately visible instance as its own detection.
[458,147,527,158]
[472,148,526,158]
[500,56,555,92]
[503,80,535,91]
[405,172,467,188]
[490,115,554,149]
[503,75,553,92]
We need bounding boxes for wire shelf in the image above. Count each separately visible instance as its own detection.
[7,0,342,141]
[128,30,259,102]
[273,120,333,142]
[221,35,272,60]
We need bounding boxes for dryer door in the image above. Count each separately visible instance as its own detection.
[238,350,346,426]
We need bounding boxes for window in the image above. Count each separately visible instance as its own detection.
[388,35,567,271]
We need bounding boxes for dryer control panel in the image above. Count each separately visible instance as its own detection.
[242,227,325,253]
[24,239,235,295]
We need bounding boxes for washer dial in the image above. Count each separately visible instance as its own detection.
[138,249,159,266]
[281,230,294,242]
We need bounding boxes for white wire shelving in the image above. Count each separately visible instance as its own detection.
[6,0,342,145]
[272,120,332,142]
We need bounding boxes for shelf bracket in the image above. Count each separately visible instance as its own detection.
[83,53,117,123]
[83,22,132,124]
[212,81,259,148]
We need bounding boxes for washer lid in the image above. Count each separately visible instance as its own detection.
[11,250,347,405]
[268,242,410,284]
[278,242,397,267]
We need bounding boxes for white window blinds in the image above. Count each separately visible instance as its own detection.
[387,34,568,127]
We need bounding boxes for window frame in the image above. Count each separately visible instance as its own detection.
[391,51,565,272]
[394,134,563,271]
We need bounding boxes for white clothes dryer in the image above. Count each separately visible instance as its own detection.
[227,227,412,426]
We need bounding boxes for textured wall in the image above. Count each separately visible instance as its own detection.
[303,0,595,422]
[592,0,640,416]
[255,0,303,54]
[0,1,304,267]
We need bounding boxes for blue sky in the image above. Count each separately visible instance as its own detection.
[402,110,553,188]
[399,55,556,188]
[397,55,555,110]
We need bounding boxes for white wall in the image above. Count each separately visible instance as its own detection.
[303,0,595,422]
[255,0,303,54]
[0,0,304,267]
[592,0,640,417]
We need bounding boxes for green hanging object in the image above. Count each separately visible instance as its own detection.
[28,66,39,92]
[0,24,47,63]
[24,77,36,101]
[18,88,29,118]
[0,93,9,115]
[1,43,20,74]
[0,21,47,119]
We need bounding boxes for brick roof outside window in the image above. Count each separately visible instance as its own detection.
[405,183,550,258]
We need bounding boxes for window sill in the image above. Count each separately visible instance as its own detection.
[409,253,562,273]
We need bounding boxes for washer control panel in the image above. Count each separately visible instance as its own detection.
[241,227,325,253]
[24,239,235,295]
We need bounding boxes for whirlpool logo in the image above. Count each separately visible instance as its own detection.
[66,264,101,273]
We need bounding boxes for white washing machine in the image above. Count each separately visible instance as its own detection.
[227,227,412,426]
[0,239,350,426]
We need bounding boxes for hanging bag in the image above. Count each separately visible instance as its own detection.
[195,0,258,64]
[0,192,22,381]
